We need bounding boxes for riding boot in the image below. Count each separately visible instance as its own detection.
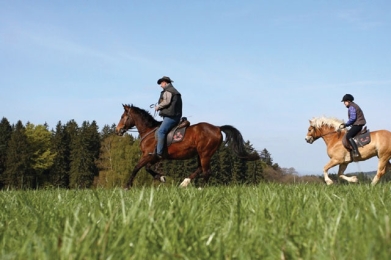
[148,145,162,159]
[348,138,360,158]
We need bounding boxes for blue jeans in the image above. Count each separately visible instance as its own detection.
[156,115,181,155]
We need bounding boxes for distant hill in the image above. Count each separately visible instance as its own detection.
[347,171,376,177]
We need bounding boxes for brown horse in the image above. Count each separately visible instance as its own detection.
[305,116,391,185]
[116,104,260,188]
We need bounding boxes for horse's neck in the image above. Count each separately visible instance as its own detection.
[320,128,341,146]
[133,117,158,138]
[134,123,156,137]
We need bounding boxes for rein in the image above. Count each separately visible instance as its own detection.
[311,126,342,141]
[140,127,158,143]
[123,106,158,144]
[320,130,339,137]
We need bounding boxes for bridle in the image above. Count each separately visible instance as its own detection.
[309,126,341,141]
[121,109,158,143]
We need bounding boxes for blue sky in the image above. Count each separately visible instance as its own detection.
[1,1,391,175]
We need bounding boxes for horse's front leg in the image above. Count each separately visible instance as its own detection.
[337,163,358,183]
[323,159,342,185]
[145,163,166,183]
[124,156,156,189]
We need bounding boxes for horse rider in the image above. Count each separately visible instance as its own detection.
[150,76,183,159]
[339,94,367,158]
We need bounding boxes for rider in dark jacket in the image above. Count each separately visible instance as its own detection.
[339,94,366,158]
[150,76,182,158]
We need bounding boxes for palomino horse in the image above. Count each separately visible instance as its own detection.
[116,104,260,188]
[305,116,391,185]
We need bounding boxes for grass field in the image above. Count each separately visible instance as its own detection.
[0,184,391,259]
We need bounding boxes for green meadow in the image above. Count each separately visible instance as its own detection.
[0,184,390,259]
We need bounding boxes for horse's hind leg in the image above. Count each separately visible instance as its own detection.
[372,158,391,185]
[180,167,202,187]
[180,156,204,188]
[338,163,358,183]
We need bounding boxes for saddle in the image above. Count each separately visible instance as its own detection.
[342,126,371,150]
[155,117,190,147]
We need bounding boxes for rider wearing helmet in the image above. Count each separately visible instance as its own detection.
[339,94,366,158]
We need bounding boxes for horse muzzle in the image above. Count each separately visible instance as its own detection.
[305,136,314,144]
[116,128,127,136]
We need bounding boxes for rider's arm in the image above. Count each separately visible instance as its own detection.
[157,91,172,110]
[345,106,357,127]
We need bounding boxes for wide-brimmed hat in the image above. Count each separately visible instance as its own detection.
[157,76,173,84]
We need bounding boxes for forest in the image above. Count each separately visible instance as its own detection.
[0,117,322,189]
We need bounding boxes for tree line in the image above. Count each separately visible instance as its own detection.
[0,117,311,189]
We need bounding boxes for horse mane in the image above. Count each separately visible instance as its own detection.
[310,116,344,129]
[127,104,161,128]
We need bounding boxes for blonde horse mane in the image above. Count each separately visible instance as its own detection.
[310,116,344,129]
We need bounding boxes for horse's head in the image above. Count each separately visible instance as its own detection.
[305,117,343,144]
[116,104,136,136]
[305,121,318,144]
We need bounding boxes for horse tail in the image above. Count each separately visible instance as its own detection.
[220,125,260,161]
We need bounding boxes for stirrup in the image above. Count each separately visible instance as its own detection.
[149,152,162,159]
[352,151,360,158]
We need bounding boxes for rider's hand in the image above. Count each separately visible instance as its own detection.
[155,106,159,111]
[339,123,345,129]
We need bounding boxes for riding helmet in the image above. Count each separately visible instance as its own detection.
[341,94,354,102]
[157,76,173,84]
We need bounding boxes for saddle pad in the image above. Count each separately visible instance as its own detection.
[154,120,190,147]
[356,130,371,147]
[342,130,371,149]
[167,127,187,146]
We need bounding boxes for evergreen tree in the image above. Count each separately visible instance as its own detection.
[0,117,12,187]
[246,159,265,184]
[3,121,32,189]
[213,144,233,185]
[231,155,247,184]
[69,121,100,188]
[49,121,71,188]
[260,148,273,166]
[100,124,116,139]
[243,141,262,184]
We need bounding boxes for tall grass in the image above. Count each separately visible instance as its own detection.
[0,184,390,259]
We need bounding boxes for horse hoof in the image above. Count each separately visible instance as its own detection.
[160,176,166,183]
[325,180,333,185]
[180,178,191,188]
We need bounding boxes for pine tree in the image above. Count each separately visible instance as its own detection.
[231,155,247,184]
[213,144,233,185]
[100,124,116,139]
[69,121,100,188]
[0,117,12,187]
[3,121,32,189]
[49,121,71,188]
[260,148,273,166]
